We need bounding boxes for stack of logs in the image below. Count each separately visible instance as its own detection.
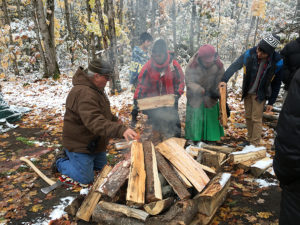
[73,137,236,225]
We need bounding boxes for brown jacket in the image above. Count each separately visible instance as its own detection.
[185,54,225,108]
[62,67,127,154]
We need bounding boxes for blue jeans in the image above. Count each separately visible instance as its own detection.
[56,150,107,184]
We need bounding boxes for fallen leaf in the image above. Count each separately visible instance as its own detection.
[31,204,43,212]
[257,212,272,219]
[257,198,265,204]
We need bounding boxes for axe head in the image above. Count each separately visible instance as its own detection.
[41,180,72,194]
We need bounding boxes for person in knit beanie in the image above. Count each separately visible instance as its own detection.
[219,33,283,147]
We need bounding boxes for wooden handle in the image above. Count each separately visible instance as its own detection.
[219,86,227,127]
[20,157,56,185]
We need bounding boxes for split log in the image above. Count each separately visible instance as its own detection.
[201,143,234,154]
[143,141,162,203]
[98,158,131,198]
[143,197,174,215]
[98,201,149,221]
[250,157,273,177]
[126,141,146,207]
[92,203,144,225]
[137,94,175,110]
[146,199,198,225]
[172,166,193,188]
[229,146,266,164]
[194,172,231,216]
[238,159,257,172]
[156,138,210,192]
[76,165,112,222]
[170,137,186,148]
[155,151,191,200]
[219,85,227,127]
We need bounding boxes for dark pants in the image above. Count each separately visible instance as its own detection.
[131,99,139,125]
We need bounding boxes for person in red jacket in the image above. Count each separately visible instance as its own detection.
[134,39,185,138]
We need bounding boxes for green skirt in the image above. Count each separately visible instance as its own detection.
[185,102,224,141]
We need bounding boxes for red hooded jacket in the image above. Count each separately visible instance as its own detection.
[134,53,185,99]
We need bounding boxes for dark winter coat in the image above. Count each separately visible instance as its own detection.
[273,68,300,188]
[185,53,225,108]
[129,46,149,85]
[63,67,127,154]
[221,47,283,105]
[134,53,185,100]
[280,38,300,90]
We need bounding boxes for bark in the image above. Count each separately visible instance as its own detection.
[95,0,108,49]
[64,0,74,64]
[171,0,177,54]
[216,0,221,52]
[16,0,21,19]
[33,0,60,78]
[244,16,256,50]
[46,0,55,48]
[86,0,96,60]
[253,17,260,46]
[117,0,124,25]
[150,0,157,36]
[189,0,196,55]
[2,0,19,76]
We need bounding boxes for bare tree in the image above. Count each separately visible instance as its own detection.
[95,0,108,50]
[86,0,96,61]
[172,0,177,54]
[189,0,196,55]
[46,0,55,47]
[244,15,256,50]
[64,0,74,64]
[2,0,19,76]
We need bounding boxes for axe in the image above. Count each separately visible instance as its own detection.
[20,157,71,194]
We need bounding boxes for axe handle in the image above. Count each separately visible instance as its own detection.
[20,157,56,185]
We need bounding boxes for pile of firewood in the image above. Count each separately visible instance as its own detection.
[71,137,240,225]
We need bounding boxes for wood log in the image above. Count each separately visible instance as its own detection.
[76,165,112,222]
[98,201,149,221]
[92,203,144,225]
[173,166,193,188]
[194,172,231,216]
[155,151,191,200]
[250,157,273,177]
[143,141,162,203]
[156,139,210,192]
[219,85,227,127]
[126,141,146,207]
[238,159,257,172]
[98,158,131,198]
[143,197,174,215]
[201,143,234,154]
[170,137,186,148]
[137,94,175,110]
[229,146,266,164]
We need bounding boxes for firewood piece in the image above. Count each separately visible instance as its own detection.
[190,147,226,170]
[250,157,273,177]
[98,158,131,198]
[238,159,257,172]
[156,139,210,192]
[126,141,146,207]
[194,172,231,217]
[170,137,186,148]
[263,112,279,120]
[98,201,149,221]
[201,143,234,154]
[137,94,175,110]
[76,165,112,222]
[143,197,174,215]
[219,85,227,127]
[155,151,191,200]
[114,141,132,150]
[229,146,266,164]
[143,141,162,203]
[173,166,193,188]
[146,199,198,225]
[92,204,144,225]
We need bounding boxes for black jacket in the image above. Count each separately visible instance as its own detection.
[222,47,283,105]
[280,38,300,90]
[274,68,300,186]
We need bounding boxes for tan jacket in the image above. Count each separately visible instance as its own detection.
[62,67,127,154]
[185,54,225,108]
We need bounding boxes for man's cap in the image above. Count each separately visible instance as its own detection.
[197,44,216,63]
[152,39,167,54]
[88,59,113,76]
[258,33,280,56]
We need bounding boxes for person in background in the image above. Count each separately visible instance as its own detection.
[273,68,300,225]
[134,39,185,138]
[185,45,225,144]
[52,59,137,185]
[280,37,300,100]
[219,33,283,147]
[130,32,153,127]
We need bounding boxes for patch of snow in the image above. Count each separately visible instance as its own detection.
[80,188,89,195]
[251,159,273,169]
[255,178,278,188]
[231,145,266,155]
[219,173,231,187]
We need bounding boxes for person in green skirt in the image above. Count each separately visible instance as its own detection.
[185,44,225,143]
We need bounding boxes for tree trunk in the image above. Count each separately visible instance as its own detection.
[253,17,260,46]
[150,0,157,36]
[46,0,55,48]
[95,0,108,50]
[2,0,19,76]
[117,0,124,25]
[86,0,96,60]
[244,16,256,50]
[16,0,22,19]
[196,4,203,50]
[189,0,196,55]
[216,0,221,52]
[297,0,300,36]
[64,0,74,64]
[172,0,177,54]
[33,0,60,78]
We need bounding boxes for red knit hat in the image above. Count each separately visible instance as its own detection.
[197,44,216,63]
